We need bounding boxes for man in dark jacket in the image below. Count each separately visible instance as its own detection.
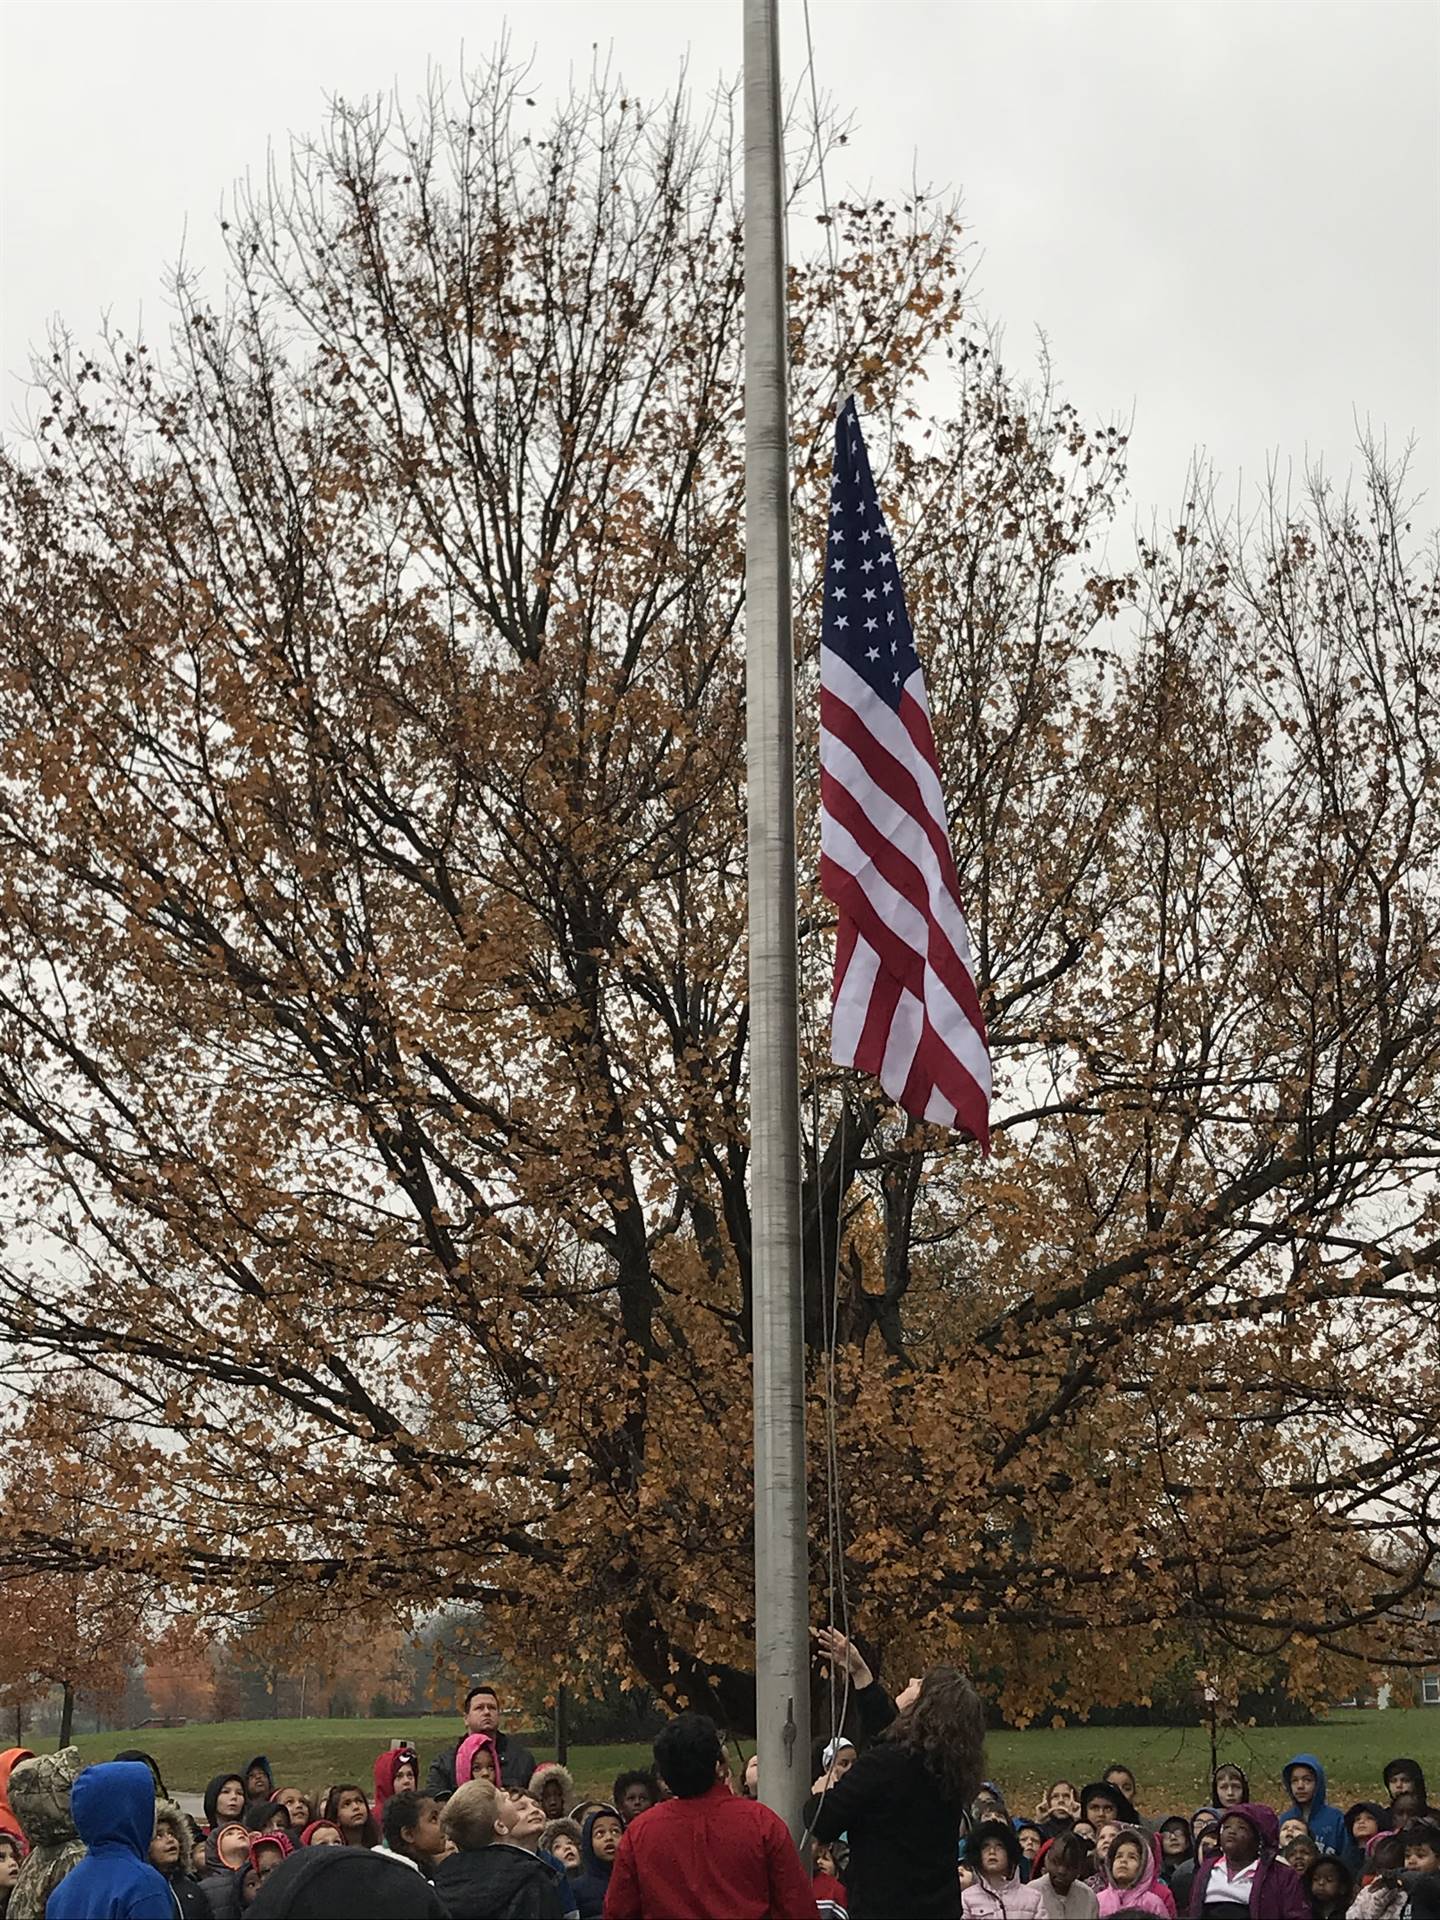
[426,1685,537,1794]
[605,1714,820,1920]
[47,1760,173,1920]
[432,1781,566,1919]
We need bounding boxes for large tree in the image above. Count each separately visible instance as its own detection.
[0,57,1437,1726]
[0,1386,154,1742]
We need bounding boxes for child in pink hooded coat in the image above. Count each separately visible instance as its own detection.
[1097,1827,1170,1917]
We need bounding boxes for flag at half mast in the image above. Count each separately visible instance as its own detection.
[818,396,991,1148]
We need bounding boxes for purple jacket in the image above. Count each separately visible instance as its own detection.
[1187,1805,1310,1920]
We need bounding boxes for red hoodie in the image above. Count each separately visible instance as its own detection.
[372,1747,419,1820]
[0,1749,33,1849]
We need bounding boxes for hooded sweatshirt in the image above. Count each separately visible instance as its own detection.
[374,1748,419,1821]
[202,1775,248,1833]
[46,1761,172,1920]
[1096,1828,1168,1917]
[1079,1782,1143,1830]
[7,1746,86,1920]
[244,1757,274,1795]
[1186,1803,1310,1920]
[1210,1765,1250,1808]
[199,1822,253,1902]
[453,1734,501,1791]
[1280,1753,1348,1856]
[114,1754,169,1801]
[568,1807,619,1920]
[1384,1757,1433,1815]
[1343,1803,1392,1875]
[0,1751,33,1847]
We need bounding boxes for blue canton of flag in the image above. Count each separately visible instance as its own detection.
[821,400,918,711]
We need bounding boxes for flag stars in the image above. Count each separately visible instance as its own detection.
[863,588,877,602]
[865,647,880,661]
[860,559,874,574]
[864,617,878,631]
[882,580,894,595]
[831,585,847,601]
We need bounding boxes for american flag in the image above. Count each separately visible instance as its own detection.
[818,397,991,1147]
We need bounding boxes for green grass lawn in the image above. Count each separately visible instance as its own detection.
[70,1706,1432,1811]
[982,1709,1428,1816]
[70,1718,652,1804]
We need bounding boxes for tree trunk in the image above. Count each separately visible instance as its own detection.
[58,1681,74,1748]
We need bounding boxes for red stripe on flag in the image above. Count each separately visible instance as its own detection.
[819,398,990,1147]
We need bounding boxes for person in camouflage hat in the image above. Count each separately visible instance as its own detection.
[7,1746,86,1920]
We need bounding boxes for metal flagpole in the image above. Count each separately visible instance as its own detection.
[743,0,812,1842]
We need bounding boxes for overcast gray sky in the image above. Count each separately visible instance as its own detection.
[2,0,1437,528]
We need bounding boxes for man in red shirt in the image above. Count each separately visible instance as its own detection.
[602,1714,821,1920]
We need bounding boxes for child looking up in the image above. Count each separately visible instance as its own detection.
[961,1821,1042,1918]
[568,1806,622,1920]
[1096,1829,1168,1918]
[322,1785,379,1849]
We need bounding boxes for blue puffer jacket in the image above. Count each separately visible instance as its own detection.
[1281,1753,1349,1857]
[46,1761,173,1920]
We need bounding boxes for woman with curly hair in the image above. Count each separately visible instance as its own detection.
[805,1665,988,1919]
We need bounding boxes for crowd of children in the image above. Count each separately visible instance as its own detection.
[0,1678,1433,1919]
[925,1755,1440,1920]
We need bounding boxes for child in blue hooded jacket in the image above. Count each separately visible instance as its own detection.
[568,1805,623,1920]
[1280,1753,1348,1857]
[47,1760,172,1920]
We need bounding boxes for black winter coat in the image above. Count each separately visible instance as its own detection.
[166,1872,211,1919]
[433,1846,566,1920]
[807,1736,966,1920]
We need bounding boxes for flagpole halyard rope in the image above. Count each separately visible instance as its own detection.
[798,0,858,1838]
[801,0,851,400]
